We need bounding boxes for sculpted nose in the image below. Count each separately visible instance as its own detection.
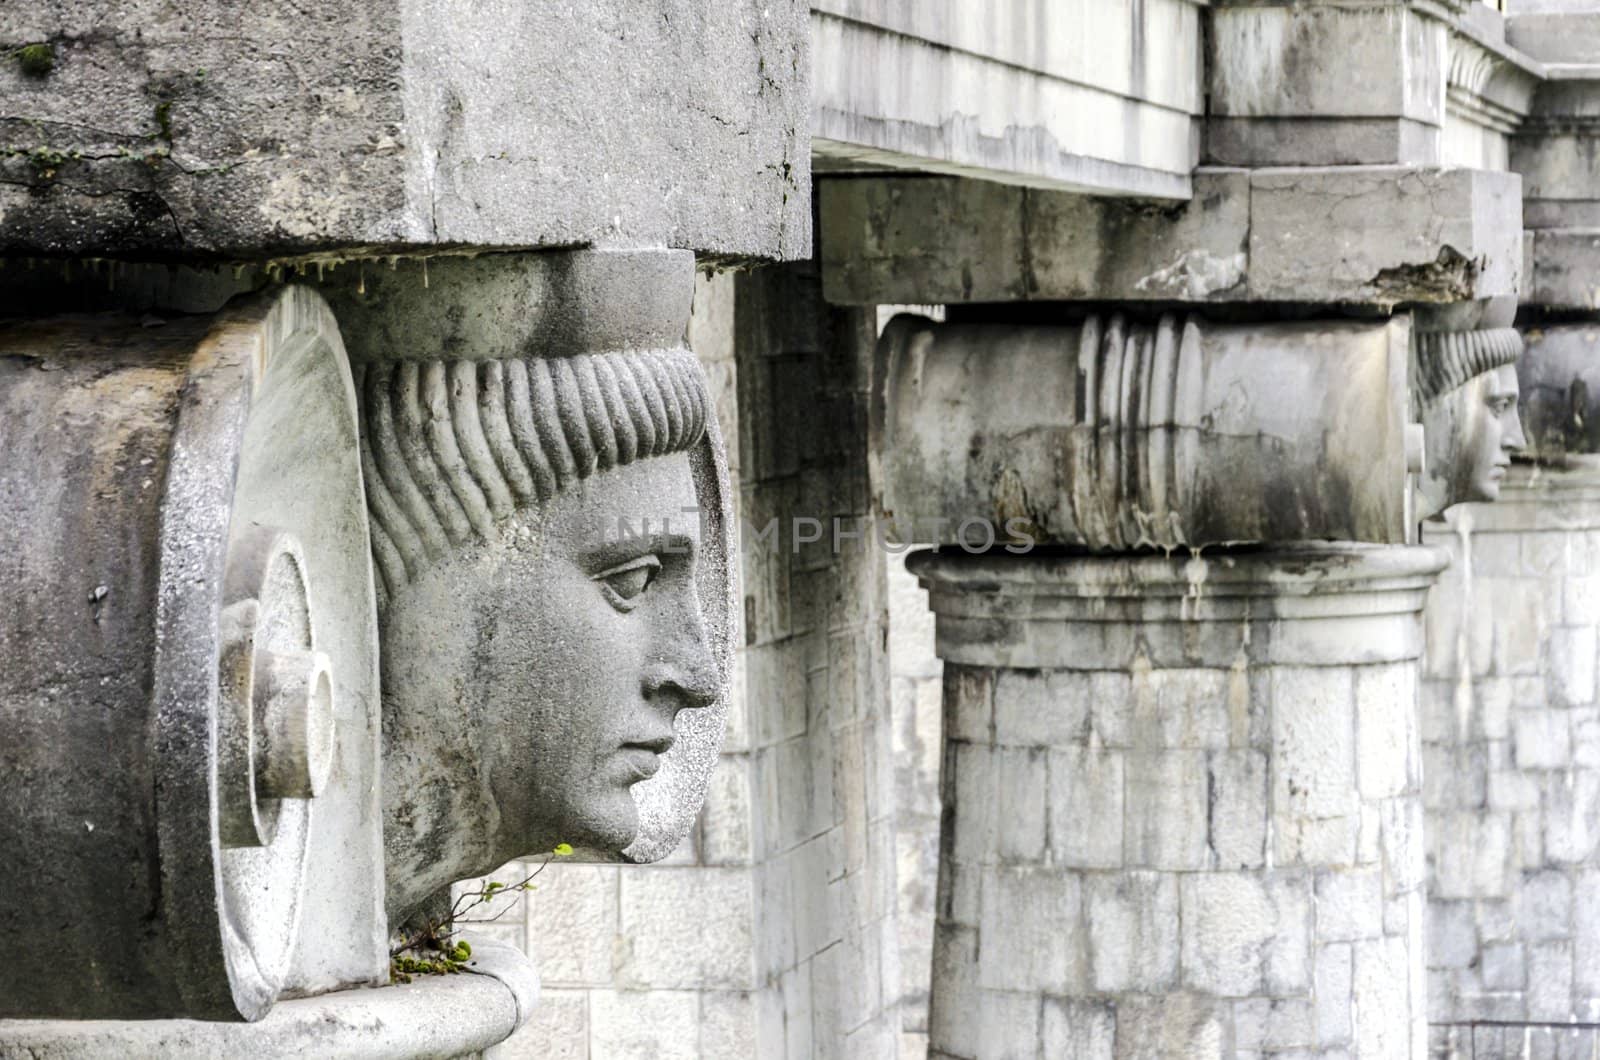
[1505,405,1528,452]
[642,606,720,715]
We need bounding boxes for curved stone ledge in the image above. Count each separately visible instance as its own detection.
[0,938,538,1060]
[908,544,1449,669]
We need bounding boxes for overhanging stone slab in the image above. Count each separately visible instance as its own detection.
[821,166,1521,308]
[1246,165,1521,304]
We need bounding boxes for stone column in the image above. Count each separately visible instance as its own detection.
[911,545,1446,1060]
[1422,323,1600,1055]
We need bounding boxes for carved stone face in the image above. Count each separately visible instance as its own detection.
[1419,364,1527,519]
[379,453,717,918]
[1469,365,1527,501]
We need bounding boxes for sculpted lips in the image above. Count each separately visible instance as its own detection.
[616,735,675,782]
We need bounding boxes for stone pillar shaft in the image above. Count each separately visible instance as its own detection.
[1423,466,1600,1047]
[912,545,1445,1060]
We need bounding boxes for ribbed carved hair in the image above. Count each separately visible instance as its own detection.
[358,348,710,605]
[1413,327,1522,407]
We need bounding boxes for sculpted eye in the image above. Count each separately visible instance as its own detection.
[592,555,661,611]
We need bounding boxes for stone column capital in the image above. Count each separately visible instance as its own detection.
[877,313,1420,551]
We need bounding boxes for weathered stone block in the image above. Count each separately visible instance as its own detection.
[929,925,979,1060]
[1041,998,1115,1060]
[1316,869,1385,943]
[1233,997,1315,1053]
[1482,941,1528,992]
[1272,666,1358,866]
[1131,667,1233,750]
[944,665,995,745]
[700,758,755,867]
[1315,941,1355,1048]
[994,747,1049,864]
[977,867,1085,995]
[526,866,619,987]
[1517,709,1575,769]
[1351,936,1414,1060]
[977,990,1043,1059]
[1433,810,1513,898]
[1048,747,1126,870]
[1208,750,1270,871]
[699,991,759,1059]
[1207,4,1448,165]
[1356,663,1417,800]
[1526,229,1600,311]
[1381,797,1428,895]
[1517,871,1575,943]
[1549,626,1599,706]
[1429,900,1479,972]
[1179,874,1301,997]
[1111,994,1228,1060]
[1126,751,1210,871]
[1529,940,1577,1022]
[1543,770,1600,864]
[0,0,810,260]
[589,989,701,1060]
[617,870,755,991]
[1085,872,1180,994]
[1248,166,1522,305]
[1026,169,1251,301]
[993,670,1090,749]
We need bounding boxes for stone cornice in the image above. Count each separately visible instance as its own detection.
[1447,11,1545,136]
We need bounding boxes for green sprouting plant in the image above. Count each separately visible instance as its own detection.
[389,842,573,984]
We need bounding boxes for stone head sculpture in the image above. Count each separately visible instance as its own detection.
[1414,327,1527,521]
[359,348,732,922]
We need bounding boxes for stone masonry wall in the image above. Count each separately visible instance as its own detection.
[888,549,942,1060]
[936,659,1427,1058]
[1422,468,1600,1058]
[486,262,900,1058]
[734,261,900,1058]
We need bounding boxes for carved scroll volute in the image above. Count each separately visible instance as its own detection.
[877,312,1412,551]
[0,287,385,1021]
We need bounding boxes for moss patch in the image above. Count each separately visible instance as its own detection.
[17,43,54,77]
